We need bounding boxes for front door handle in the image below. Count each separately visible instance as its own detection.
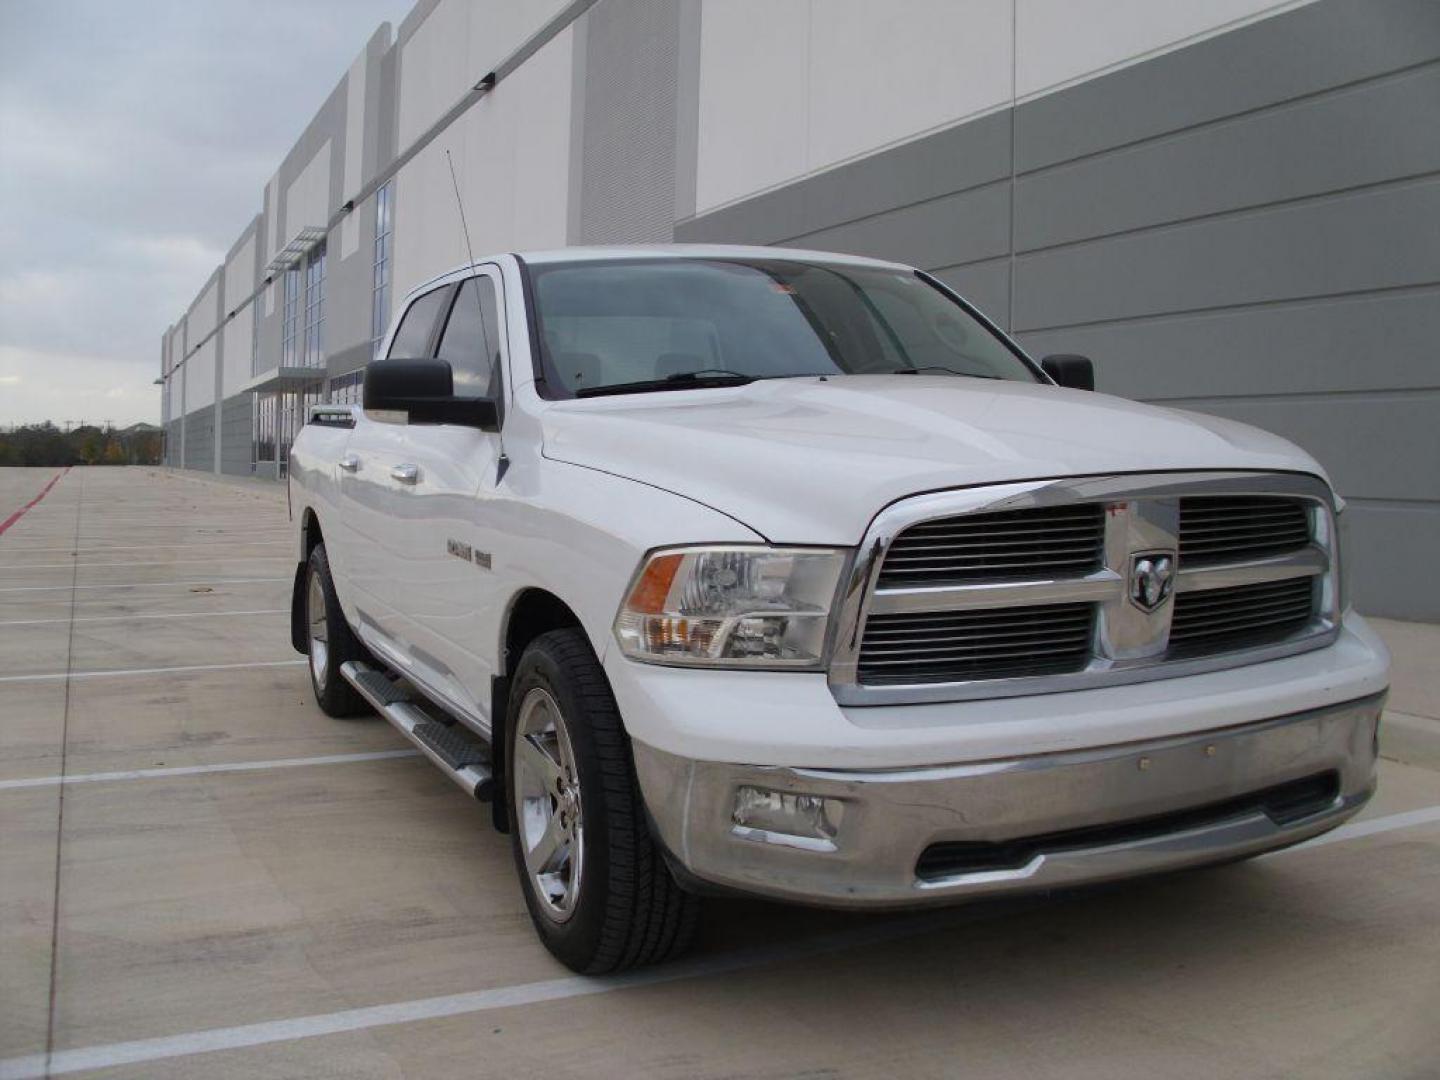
[390,463,419,484]
[338,455,360,472]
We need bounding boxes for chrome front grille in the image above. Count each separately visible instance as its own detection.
[1179,496,1310,565]
[1170,577,1316,655]
[876,504,1104,587]
[857,603,1094,684]
[831,472,1339,705]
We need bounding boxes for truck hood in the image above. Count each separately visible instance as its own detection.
[539,375,1328,544]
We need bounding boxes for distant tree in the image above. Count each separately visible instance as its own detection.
[0,421,161,467]
[79,428,104,464]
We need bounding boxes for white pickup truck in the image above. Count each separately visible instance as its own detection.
[288,245,1390,973]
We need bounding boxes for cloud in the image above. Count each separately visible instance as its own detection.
[0,0,413,426]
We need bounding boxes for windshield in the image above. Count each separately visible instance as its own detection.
[528,258,1040,397]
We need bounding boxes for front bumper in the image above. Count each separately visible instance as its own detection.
[633,692,1384,909]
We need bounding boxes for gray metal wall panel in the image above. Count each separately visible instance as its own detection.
[182,407,214,472]
[1164,393,1440,503]
[1015,288,1440,400]
[931,259,1011,330]
[220,394,252,476]
[676,110,1011,246]
[1012,179,1440,332]
[667,0,1440,618]
[1014,0,1440,173]
[1344,504,1440,620]
[1016,64,1440,253]
[575,0,680,243]
[781,182,1011,270]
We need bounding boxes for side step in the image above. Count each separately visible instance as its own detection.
[340,661,494,801]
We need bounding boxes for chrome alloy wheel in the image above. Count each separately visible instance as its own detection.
[513,687,584,922]
[307,571,329,689]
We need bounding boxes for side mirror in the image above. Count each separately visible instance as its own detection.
[1041,354,1095,391]
[363,358,499,430]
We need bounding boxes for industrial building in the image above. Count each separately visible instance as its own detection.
[159,0,1440,620]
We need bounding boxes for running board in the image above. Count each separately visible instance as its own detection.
[340,661,494,801]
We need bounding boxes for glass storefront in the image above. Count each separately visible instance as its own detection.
[252,386,323,477]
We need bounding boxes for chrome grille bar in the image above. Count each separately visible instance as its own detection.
[828,471,1340,706]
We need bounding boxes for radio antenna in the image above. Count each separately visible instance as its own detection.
[446,149,476,270]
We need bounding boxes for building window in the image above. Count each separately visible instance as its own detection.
[281,268,300,367]
[303,242,326,367]
[372,181,394,357]
[328,370,363,405]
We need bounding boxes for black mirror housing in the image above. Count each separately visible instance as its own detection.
[363,358,499,430]
[1040,354,1095,391]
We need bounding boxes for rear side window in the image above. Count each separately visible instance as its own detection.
[386,287,451,359]
[437,276,503,397]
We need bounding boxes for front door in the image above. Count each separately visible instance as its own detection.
[390,267,510,725]
[335,282,455,649]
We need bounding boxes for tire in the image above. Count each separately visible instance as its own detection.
[304,543,369,718]
[506,628,699,973]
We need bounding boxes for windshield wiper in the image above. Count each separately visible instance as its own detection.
[574,369,757,398]
[891,366,1001,379]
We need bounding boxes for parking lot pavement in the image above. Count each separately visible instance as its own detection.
[1,467,1437,1080]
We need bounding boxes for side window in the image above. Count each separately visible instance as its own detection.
[437,276,502,397]
[386,287,451,360]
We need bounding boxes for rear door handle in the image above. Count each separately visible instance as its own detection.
[390,464,419,484]
[338,455,360,472]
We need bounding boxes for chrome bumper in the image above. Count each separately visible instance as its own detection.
[633,693,1384,909]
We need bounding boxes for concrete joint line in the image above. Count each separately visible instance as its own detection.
[3,804,1437,1079]
[0,750,422,791]
[0,660,307,684]
[0,609,288,628]
[0,577,289,594]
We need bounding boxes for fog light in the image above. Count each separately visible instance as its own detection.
[732,786,842,851]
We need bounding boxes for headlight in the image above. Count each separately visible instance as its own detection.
[615,546,847,669]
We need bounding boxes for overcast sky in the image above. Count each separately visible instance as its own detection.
[0,0,413,427]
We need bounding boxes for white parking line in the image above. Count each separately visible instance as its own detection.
[0,749,421,791]
[0,577,289,594]
[0,660,306,684]
[3,804,1437,1079]
[0,609,287,628]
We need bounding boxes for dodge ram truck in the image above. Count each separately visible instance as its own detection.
[287,245,1391,973]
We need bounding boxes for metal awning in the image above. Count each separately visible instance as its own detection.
[243,366,327,394]
[263,226,328,275]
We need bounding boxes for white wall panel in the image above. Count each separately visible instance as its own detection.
[341,50,369,260]
[1016,0,1304,98]
[190,279,219,342]
[398,0,471,148]
[186,339,216,412]
[284,140,332,238]
[695,0,809,214]
[224,235,255,312]
[491,24,572,252]
[466,0,571,85]
[392,27,573,299]
[696,0,1012,215]
[168,362,182,420]
[398,0,571,150]
[392,139,471,298]
[807,0,1011,171]
[221,309,253,397]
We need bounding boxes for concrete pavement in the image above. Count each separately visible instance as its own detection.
[1,467,1437,1079]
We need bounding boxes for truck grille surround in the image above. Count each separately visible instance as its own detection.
[829,473,1341,705]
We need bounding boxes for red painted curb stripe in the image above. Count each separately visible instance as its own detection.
[0,466,69,537]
